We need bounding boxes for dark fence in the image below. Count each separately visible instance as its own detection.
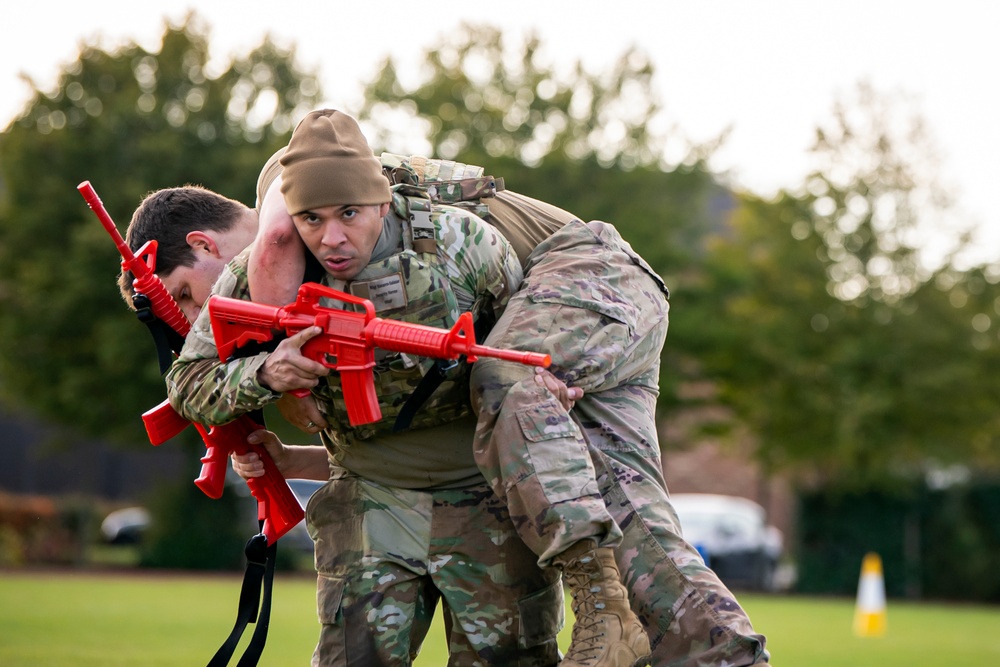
[797,479,1000,602]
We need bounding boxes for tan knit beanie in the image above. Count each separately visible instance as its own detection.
[279,109,391,214]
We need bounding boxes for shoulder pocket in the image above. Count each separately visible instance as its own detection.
[526,282,637,331]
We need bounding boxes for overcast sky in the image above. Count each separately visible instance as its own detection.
[2,1,997,263]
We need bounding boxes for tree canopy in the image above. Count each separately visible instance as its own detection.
[683,83,1000,485]
[0,14,320,441]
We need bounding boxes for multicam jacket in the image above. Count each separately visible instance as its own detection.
[165,187,522,489]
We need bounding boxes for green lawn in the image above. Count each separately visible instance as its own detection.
[2,569,999,666]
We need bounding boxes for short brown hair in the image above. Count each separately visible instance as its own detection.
[117,186,248,304]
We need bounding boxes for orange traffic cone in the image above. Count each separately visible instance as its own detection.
[853,552,887,637]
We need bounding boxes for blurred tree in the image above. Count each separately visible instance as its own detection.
[804,80,972,304]
[0,12,320,442]
[686,84,1000,484]
[139,475,250,571]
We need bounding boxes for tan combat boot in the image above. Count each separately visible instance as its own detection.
[554,540,652,667]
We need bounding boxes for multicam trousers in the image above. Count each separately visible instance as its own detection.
[306,468,563,666]
[471,220,770,666]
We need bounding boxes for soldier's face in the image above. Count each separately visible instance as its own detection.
[160,254,229,323]
[292,202,390,281]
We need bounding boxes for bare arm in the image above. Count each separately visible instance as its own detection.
[248,174,307,306]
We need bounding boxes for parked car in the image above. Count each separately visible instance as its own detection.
[670,493,783,591]
[100,506,151,545]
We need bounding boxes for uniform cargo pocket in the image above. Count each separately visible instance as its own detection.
[515,399,578,443]
[514,399,598,504]
[316,573,346,625]
[518,578,565,648]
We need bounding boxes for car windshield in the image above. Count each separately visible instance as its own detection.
[676,505,761,543]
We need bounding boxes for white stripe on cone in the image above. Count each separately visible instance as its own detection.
[853,552,887,637]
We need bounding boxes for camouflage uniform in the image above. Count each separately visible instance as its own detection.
[308,468,563,666]
[166,193,563,667]
[471,220,770,666]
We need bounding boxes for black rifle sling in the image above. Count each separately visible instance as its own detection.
[393,307,497,433]
[132,299,278,667]
[132,292,186,370]
[236,536,277,667]
[206,532,277,667]
[209,334,285,666]
[393,358,457,432]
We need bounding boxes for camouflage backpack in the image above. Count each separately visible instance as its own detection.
[380,153,504,220]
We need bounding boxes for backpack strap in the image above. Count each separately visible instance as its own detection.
[381,154,507,431]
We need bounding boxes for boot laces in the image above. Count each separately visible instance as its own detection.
[564,572,607,662]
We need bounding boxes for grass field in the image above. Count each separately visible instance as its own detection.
[2,569,999,666]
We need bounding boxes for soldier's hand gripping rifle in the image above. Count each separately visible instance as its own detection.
[208,282,552,426]
[78,181,303,545]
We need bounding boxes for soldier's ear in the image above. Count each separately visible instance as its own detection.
[186,230,222,257]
